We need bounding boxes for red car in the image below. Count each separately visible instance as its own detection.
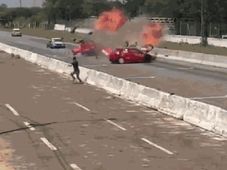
[104,47,153,64]
[72,40,97,56]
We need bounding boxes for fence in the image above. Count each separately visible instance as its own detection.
[174,20,227,38]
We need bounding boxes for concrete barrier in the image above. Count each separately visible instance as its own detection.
[214,109,227,136]
[54,24,66,31]
[164,35,201,44]
[152,48,227,69]
[183,101,220,131]
[0,41,227,137]
[158,94,187,119]
[164,35,227,48]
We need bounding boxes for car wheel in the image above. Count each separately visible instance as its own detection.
[144,54,152,63]
[110,60,116,64]
[118,58,125,64]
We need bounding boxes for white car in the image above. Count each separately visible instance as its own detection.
[11,28,22,37]
[47,38,66,48]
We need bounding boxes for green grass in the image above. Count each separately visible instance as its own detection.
[158,41,227,56]
[1,27,227,56]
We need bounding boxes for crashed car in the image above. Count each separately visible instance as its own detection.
[46,38,66,49]
[140,44,154,53]
[11,28,22,37]
[103,47,154,64]
[72,40,96,56]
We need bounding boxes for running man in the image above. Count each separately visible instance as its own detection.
[70,56,83,83]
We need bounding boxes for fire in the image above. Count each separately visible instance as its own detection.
[141,23,164,46]
[95,8,127,32]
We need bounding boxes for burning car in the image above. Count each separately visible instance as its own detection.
[72,40,97,56]
[103,47,154,64]
[140,44,154,53]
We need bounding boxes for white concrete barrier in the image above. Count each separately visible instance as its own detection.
[54,24,66,31]
[183,101,220,131]
[75,28,93,34]
[164,35,227,48]
[152,48,227,69]
[1,41,227,137]
[164,35,201,44]
[158,94,187,119]
[214,110,227,136]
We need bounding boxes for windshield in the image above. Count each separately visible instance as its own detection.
[53,38,63,43]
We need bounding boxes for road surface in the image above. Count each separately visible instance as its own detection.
[0,51,227,169]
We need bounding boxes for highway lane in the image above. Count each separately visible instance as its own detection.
[0,30,227,109]
[1,50,227,169]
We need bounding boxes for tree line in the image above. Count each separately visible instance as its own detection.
[0,0,227,36]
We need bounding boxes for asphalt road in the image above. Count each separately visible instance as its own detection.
[1,52,227,170]
[0,31,227,110]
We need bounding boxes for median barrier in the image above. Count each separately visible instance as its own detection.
[158,93,187,119]
[138,87,163,109]
[214,109,227,136]
[1,42,227,137]
[106,77,125,94]
[183,101,220,131]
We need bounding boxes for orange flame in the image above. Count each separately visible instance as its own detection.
[95,9,127,32]
[141,23,164,46]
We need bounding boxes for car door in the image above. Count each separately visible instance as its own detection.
[128,49,144,62]
[121,48,131,63]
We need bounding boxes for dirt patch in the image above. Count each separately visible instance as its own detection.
[0,138,15,170]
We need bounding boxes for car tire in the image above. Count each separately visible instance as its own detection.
[118,58,125,64]
[110,60,116,64]
[144,54,152,63]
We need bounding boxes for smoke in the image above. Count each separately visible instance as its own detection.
[141,23,164,46]
[95,8,128,32]
[86,17,166,50]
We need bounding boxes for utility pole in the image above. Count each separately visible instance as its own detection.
[201,0,208,46]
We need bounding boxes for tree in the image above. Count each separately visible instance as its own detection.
[0,3,7,9]
[123,0,145,18]
[143,0,177,17]
[173,0,227,45]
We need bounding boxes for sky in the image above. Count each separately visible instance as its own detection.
[0,0,44,7]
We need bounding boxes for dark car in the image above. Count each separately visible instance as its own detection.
[105,48,153,64]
